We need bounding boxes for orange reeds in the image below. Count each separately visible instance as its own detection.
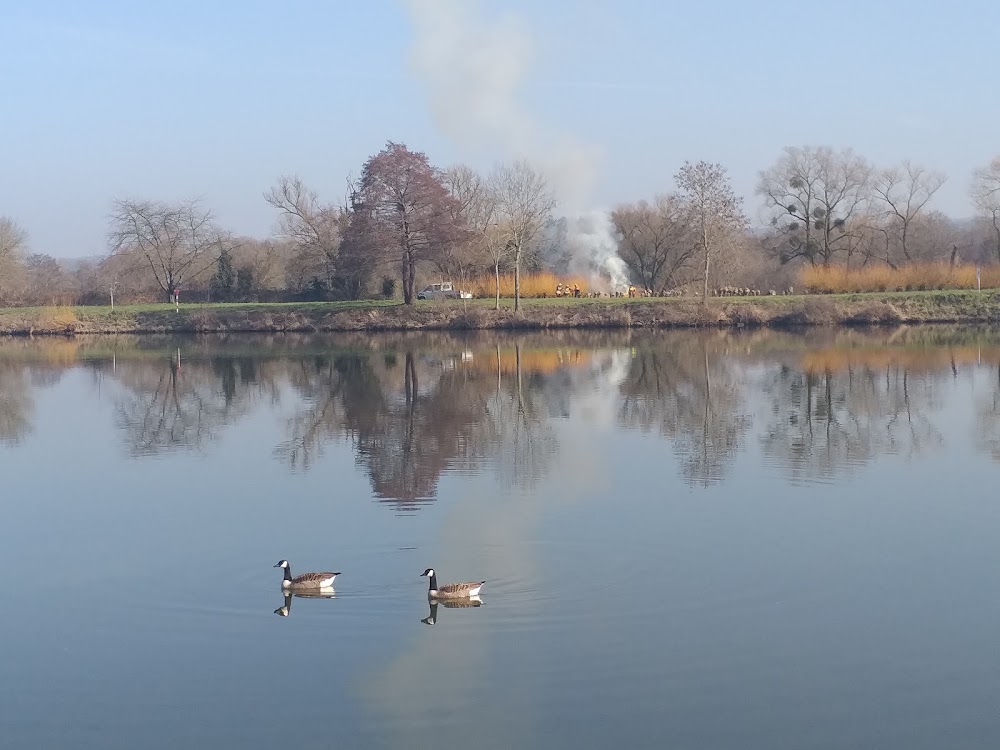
[800,263,1000,294]
[466,272,593,299]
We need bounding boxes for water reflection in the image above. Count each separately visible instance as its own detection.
[273,590,337,617]
[421,598,484,626]
[0,361,33,445]
[618,333,753,486]
[113,348,276,456]
[976,358,1000,463]
[3,327,1000,492]
[276,342,556,505]
[761,363,951,483]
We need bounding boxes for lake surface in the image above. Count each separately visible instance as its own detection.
[2,326,1000,749]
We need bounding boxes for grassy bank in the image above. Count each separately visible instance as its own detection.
[1,290,999,336]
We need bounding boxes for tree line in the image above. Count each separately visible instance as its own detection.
[2,144,999,307]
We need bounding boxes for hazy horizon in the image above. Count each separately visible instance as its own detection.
[3,0,997,258]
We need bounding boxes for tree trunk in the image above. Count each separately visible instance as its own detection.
[514,248,521,313]
[402,251,413,304]
[991,213,1000,262]
[494,262,500,311]
[701,223,710,305]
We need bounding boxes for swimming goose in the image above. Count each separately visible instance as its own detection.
[273,560,339,590]
[420,568,485,599]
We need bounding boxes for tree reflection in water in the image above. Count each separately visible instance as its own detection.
[112,348,278,456]
[4,328,1000,496]
[277,341,557,507]
[976,361,1000,463]
[618,333,753,487]
[0,362,34,446]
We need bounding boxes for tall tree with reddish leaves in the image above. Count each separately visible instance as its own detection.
[351,142,461,304]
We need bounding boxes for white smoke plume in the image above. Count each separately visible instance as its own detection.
[559,213,630,291]
[403,0,626,289]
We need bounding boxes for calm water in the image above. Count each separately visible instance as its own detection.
[2,327,1000,749]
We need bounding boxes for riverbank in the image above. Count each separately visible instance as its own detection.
[1,291,999,335]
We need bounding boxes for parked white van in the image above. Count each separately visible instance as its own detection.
[416,282,473,300]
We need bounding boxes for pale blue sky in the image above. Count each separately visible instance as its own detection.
[2,0,997,258]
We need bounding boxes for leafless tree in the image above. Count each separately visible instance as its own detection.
[0,216,26,267]
[440,164,492,289]
[23,254,74,305]
[0,217,28,301]
[264,176,345,293]
[108,198,232,301]
[351,142,461,304]
[873,161,946,262]
[757,146,872,267]
[444,164,515,309]
[675,161,747,302]
[971,156,1000,261]
[489,160,556,311]
[612,195,697,293]
[229,237,293,295]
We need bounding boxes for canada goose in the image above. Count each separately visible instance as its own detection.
[421,597,483,625]
[273,560,339,590]
[420,568,485,599]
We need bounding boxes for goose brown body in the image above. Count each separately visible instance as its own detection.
[420,568,485,599]
[274,560,339,590]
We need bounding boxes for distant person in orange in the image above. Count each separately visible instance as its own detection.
[573,283,580,298]
[555,282,563,298]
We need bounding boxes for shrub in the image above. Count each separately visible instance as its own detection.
[380,276,397,299]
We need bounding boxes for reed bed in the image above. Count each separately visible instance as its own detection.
[466,272,593,299]
[800,263,1000,294]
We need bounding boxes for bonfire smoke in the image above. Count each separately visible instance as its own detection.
[402,0,626,289]
[560,213,630,291]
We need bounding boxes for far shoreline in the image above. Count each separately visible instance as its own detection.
[0,291,998,337]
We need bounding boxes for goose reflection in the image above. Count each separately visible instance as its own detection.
[273,589,336,617]
[421,595,483,625]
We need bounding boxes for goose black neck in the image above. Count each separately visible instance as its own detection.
[428,573,438,591]
[283,567,293,582]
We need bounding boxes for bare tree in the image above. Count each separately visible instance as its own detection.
[873,161,946,262]
[108,199,231,301]
[440,165,491,288]
[264,176,345,294]
[23,254,74,305]
[972,156,1000,261]
[0,217,27,300]
[675,161,747,302]
[612,195,697,293]
[444,164,516,309]
[757,146,872,267]
[489,160,556,312]
[230,237,293,295]
[0,217,26,266]
[351,142,461,304]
